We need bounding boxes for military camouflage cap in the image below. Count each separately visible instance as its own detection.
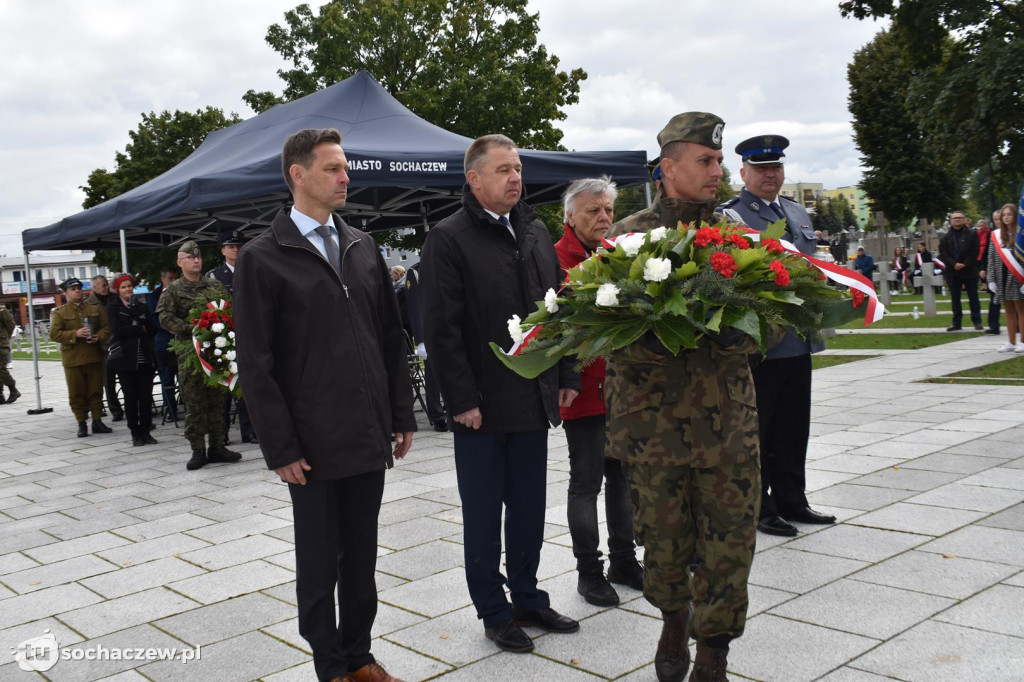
[59,277,83,291]
[177,241,201,257]
[657,112,725,150]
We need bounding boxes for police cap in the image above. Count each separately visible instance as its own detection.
[735,135,789,165]
[219,231,245,246]
[59,277,83,291]
[657,112,725,150]
[178,241,201,257]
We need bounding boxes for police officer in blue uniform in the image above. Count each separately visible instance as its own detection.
[207,231,258,445]
[718,135,836,536]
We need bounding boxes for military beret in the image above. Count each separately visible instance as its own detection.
[59,277,83,291]
[219,231,245,246]
[657,112,725,150]
[178,240,201,256]
[735,135,789,165]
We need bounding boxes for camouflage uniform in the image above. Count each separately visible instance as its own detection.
[1,307,18,399]
[155,272,229,450]
[605,188,762,645]
[50,299,110,422]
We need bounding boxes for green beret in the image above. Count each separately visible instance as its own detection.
[178,241,201,257]
[657,112,725,150]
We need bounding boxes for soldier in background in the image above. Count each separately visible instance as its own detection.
[605,112,763,682]
[207,231,258,445]
[49,277,113,437]
[1,306,22,404]
[719,135,835,538]
[86,274,124,421]
[157,241,242,470]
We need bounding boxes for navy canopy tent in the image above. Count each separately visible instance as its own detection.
[22,71,648,251]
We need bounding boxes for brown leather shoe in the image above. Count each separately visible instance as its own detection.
[656,607,691,682]
[343,661,405,682]
[689,642,729,682]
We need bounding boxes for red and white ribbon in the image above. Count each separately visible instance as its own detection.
[990,229,1024,285]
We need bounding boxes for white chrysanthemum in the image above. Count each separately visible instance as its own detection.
[617,233,645,257]
[507,314,523,343]
[210,322,225,333]
[544,288,559,314]
[214,348,222,356]
[596,283,620,306]
[648,226,668,243]
[202,341,211,348]
[229,361,238,374]
[225,350,236,361]
[214,336,228,348]
[228,331,235,338]
[643,257,672,282]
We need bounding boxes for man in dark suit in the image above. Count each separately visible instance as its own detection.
[719,135,836,537]
[207,231,257,444]
[234,128,415,682]
[420,134,581,654]
[939,211,983,331]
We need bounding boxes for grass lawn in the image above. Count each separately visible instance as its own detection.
[11,351,60,361]
[921,355,1024,385]
[839,314,963,329]
[827,333,983,350]
[812,354,877,369]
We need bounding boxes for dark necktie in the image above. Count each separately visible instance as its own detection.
[499,215,512,233]
[769,202,785,220]
[314,224,340,273]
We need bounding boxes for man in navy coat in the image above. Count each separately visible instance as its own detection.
[719,135,836,536]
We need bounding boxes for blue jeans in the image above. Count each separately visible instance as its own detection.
[950,276,982,327]
[564,414,636,574]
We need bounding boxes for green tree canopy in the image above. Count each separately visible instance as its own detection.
[847,29,961,227]
[243,0,586,150]
[840,0,1024,193]
[81,108,241,285]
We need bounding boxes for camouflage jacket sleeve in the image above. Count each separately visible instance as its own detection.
[154,284,192,337]
[0,309,13,336]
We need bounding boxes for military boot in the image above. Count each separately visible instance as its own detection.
[77,421,89,437]
[6,387,20,404]
[186,447,207,471]
[207,442,242,464]
[92,420,113,434]
[655,607,691,682]
[689,642,728,682]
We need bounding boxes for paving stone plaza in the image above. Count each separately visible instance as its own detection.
[2,334,1022,681]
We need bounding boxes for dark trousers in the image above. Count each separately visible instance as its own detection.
[222,395,255,440]
[753,354,812,517]
[454,430,550,627]
[950,276,982,327]
[424,359,444,423]
[563,414,635,574]
[103,358,122,416]
[987,290,1001,332]
[157,350,178,417]
[117,367,155,437]
[289,470,385,682]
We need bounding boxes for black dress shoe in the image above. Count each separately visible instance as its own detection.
[132,436,145,447]
[985,328,1000,335]
[432,419,449,432]
[242,433,260,444]
[973,324,984,331]
[577,571,619,606]
[77,421,89,437]
[92,420,113,434]
[607,559,645,591]
[484,620,534,653]
[946,326,962,331]
[512,606,580,633]
[781,507,836,525]
[142,434,158,445]
[111,412,125,422]
[757,515,798,537]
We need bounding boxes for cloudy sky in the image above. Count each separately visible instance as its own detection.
[0,0,886,256]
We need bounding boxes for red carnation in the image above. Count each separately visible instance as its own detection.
[769,260,790,286]
[762,238,784,254]
[710,252,737,278]
[694,227,725,247]
[729,233,751,250]
[852,289,865,308]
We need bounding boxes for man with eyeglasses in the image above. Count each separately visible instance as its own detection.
[938,211,983,331]
[156,241,243,470]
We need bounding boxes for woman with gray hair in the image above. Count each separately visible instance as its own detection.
[553,176,644,607]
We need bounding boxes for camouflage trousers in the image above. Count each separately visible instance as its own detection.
[178,359,226,449]
[0,351,14,389]
[624,456,760,641]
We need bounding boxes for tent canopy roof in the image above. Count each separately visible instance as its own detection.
[23,71,648,252]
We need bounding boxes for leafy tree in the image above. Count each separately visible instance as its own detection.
[81,108,241,285]
[813,196,858,234]
[846,29,961,227]
[244,0,586,150]
[840,0,1024,192]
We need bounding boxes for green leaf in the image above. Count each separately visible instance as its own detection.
[662,288,689,317]
[705,306,724,332]
[731,248,765,272]
[764,218,787,241]
[674,261,700,279]
[610,323,649,349]
[730,308,762,347]
[488,341,566,380]
[818,298,866,328]
[628,253,651,281]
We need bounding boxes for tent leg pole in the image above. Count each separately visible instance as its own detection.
[120,229,129,273]
[22,251,53,416]
[644,182,652,208]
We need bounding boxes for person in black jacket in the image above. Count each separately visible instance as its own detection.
[420,134,581,654]
[234,128,414,682]
[107,274,158,446]
[939,211,983,331]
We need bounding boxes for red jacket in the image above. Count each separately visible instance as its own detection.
[978,226,991,263]
[553,223,606,420]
